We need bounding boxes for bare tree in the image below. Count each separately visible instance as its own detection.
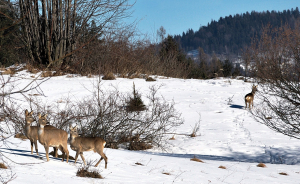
[17,0,133,68]
[249,20,300,139]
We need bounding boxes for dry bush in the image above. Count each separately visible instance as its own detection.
[146,77,156,82]
[279,172,288,176]
[218,165,226,169]
[25,64,40,74]
[128,141,153,150]
[76,165,103,179]
[257,163,267,168]
[0,163,7,169]
[190,156,204,163]
[14,133,27,140]
[102,72,116,80]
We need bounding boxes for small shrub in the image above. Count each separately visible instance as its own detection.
[0,163,7,169]
[102,72,116,80]
[76,165,103,179]
[218,165,226,169]
[257,163,267,168]
[279,172,288,176]
[190,156,204,163]
[146,77,156,82]
[14,133,28,140]
[126,82,146,112]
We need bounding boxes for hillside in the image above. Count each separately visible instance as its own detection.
[1,70,300,183]
[174,7,300,57]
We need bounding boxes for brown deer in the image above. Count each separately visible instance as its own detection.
[245,84,258,109]
[24,110,58,156]
[37,113,69,162]
[69,125,108,169]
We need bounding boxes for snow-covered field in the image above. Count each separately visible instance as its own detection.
[1,70,300,184]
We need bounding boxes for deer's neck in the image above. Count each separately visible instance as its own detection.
[70,134,77,144]
[25,123,32,135]
[38,125,44,137]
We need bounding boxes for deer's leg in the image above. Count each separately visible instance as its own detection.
[34,140,39,155]
[30,141,34,154]
[53,147,58,158]
[58,145,65,162]
[45,145,50,161]
[79,152,86,165]
[74,151,79,164]
[95,150,107,169]
[62,144,69,163]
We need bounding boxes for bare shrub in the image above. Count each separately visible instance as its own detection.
[126,82,146,112]
[76,165,103,179]
[102,72,116,80]
[257,163,267,168]
[190,113,201,137]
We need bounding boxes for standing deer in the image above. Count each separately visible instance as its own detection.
[245,84,258,109]
[69,125,108,169]
[24,109,58,157]
[37,113,69,162]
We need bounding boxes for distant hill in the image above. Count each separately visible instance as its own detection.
[174,7,300,57]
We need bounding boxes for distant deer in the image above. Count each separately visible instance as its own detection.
[24,110,58,157]
[37,113,69,162]
[69,125,108,169]
[245,85,258,109]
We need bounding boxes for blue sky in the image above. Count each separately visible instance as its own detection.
[127,0,300,38]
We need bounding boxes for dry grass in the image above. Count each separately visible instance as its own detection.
[0,163,7,169]
[76,166,103,179]
[190,156,204,163]
[279,172,288,176]
[129,142,153,150]
[14,133,28,140]
[257,163,267,168]
[102,72,116,80]
[162,172,171,175]
[49,151,75,160]
[218,165,227,169]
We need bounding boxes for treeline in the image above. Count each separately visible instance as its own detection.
[174,7,300,56]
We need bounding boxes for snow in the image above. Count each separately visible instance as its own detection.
[1,71,300,184]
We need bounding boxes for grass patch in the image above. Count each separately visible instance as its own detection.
[41,71,53,77]
[169,135,175,140]
[190,156,204,163]
[257,163,267,168]
[0,163,7,169]
[76,165,103,179]
[218,165,226,169]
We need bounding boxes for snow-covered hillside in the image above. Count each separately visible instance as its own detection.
[1,71,300,184]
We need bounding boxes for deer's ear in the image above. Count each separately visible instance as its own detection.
[44,114,48,118]
[38,113,41,118]
[25,109,28,115]
[29,111,33,115]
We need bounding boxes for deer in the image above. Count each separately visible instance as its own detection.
[69,125,108,169]
[245,84,258,109]
[24,109,58,157]
[37,113,69,163]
